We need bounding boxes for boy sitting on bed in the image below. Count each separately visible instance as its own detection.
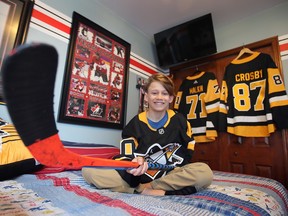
[82,73,213,196]
[2,43,211,195]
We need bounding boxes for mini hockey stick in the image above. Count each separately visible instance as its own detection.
[84,163,175,170]
[1,43,174,171]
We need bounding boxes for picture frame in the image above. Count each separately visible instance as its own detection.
[0,0,34,102]
[58,12,131,129]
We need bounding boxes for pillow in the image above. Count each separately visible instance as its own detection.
[62,140,120,159]
[0,117,43,180]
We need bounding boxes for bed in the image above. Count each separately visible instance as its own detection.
[1,141,287,216]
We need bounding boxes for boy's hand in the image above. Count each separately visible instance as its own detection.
[127,157,148,176]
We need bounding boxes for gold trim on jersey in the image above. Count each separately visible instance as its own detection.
[231,52,260,64]
[120,137,138,156]
[174,91,183,109]
[187,141,195,151]
[165,110,176,127]
[186,71,206,80]
[227,124,275,137]
[194,135,216,143]
[206,101,220,114]
[138,112,155,131]
[138,110,176,131]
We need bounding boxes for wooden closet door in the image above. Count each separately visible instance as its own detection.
[219,132,286,180]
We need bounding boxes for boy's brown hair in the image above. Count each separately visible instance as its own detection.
[143,73,175,96]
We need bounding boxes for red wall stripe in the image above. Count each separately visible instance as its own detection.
[130,58,157,75]
[280,43,288,52]
[32,9,71,35]
[31,7,160,75]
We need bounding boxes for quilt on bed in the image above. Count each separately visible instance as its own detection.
[1,170,287,216]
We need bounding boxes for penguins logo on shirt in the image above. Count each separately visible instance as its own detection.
[134,143,183,179]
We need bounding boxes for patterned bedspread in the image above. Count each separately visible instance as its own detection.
[1,170,287,216]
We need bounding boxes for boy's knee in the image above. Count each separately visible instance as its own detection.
[194,162,213,189]
[82,167,94,184]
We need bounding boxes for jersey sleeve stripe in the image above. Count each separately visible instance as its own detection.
[227,114,272,124]
[269,95,288,107]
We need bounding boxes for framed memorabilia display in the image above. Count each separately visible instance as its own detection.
[58,12,131,129]
[0,0,34,102]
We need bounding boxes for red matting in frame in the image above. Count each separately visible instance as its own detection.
[58,12,131,129]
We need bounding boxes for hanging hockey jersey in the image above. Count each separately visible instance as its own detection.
[219,52,288,137]
[174,71,220,143]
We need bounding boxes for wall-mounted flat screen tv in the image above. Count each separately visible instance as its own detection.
[154,13,217,69]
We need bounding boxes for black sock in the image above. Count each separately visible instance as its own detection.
[165,186,197,195]
[1,43,59,146]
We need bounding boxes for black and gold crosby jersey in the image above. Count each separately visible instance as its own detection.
[219,52,288,137]
[174,71,220,143]
[116,109,195,183]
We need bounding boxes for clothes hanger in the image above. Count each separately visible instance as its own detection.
[192,65,202,76]
[234,46,255,60]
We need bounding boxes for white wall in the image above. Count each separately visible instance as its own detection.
[1,1,287,147]
[38,0,157,63]
[214,2,288,86]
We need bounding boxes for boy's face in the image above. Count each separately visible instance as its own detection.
[145,81,174,112]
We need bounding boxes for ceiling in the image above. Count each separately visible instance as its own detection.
[95,0,287,38]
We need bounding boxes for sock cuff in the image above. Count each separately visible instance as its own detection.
[165,186,197,195]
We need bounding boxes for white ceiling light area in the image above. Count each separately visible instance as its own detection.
[95,0,287,37]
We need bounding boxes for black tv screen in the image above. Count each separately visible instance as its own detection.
[154,13,217,68]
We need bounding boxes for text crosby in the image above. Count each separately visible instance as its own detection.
[235,70,263,82]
